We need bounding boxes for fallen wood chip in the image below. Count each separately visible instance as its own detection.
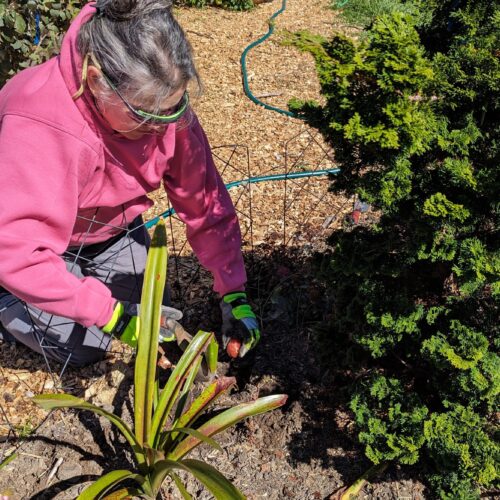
[186,29,213,40]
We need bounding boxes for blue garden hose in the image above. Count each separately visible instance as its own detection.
[240,0,299,118]
[240,0,349,118]
[145,168,340,228]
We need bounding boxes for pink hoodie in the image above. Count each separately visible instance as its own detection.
[0,3,246,328]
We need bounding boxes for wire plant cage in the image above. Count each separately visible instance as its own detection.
[0,128,350,468]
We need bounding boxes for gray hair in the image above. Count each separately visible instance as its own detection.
[77,0,201,112]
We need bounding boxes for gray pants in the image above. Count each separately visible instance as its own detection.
[0,218,153,367]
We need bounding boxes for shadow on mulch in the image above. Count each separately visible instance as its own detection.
[174,243,430,496]
[172,245,373,479]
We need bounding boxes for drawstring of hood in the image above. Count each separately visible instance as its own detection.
[72,53,90,100]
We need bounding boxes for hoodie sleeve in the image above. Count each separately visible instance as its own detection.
[0,114,115,327]
[163,114,247,296]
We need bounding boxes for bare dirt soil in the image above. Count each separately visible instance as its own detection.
[0,1,429,498]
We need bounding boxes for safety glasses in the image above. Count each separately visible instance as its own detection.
[100,71,190,126]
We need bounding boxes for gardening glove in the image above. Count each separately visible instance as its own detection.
[220,291,260,358]
[102,301,183,348]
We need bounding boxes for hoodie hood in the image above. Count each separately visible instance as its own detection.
[59,2,116,136]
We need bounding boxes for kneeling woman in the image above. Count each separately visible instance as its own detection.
[0,0,260,366]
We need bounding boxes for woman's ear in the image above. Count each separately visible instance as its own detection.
[86,65,103,97]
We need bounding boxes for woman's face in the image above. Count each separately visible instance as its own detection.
[86,66,186,140]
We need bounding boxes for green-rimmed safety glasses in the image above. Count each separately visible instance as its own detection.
[100,71,190,126]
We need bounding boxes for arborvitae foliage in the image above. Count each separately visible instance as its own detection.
[289,1,499,497]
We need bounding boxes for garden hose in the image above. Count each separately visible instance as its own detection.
[145,168,340,228]
[241,0,299,118]
[240,0,349,118]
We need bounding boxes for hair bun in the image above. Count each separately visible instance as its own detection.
[96,0,172,22]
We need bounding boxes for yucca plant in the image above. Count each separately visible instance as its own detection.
[33,220,287,499]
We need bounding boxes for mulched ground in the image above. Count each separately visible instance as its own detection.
[0,1,429,498]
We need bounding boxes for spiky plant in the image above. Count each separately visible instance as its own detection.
[34,220,287,499]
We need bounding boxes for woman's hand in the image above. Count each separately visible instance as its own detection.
[220,292,261,358]
[102,302,183,348]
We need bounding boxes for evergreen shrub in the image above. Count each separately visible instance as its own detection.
[289,1,499,497]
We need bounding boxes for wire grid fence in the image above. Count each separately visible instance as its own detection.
[0,128,349,464]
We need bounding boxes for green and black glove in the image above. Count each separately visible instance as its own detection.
[220,291,260,358]
[102,301,183,348]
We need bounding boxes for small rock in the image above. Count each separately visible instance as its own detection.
[93,388,117,408]
[84,385,96,399]
[44,379,54,390]
[108,366,127,388]
[260,462,271,473]
[100,403,114,413]
[57,461,83,482]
